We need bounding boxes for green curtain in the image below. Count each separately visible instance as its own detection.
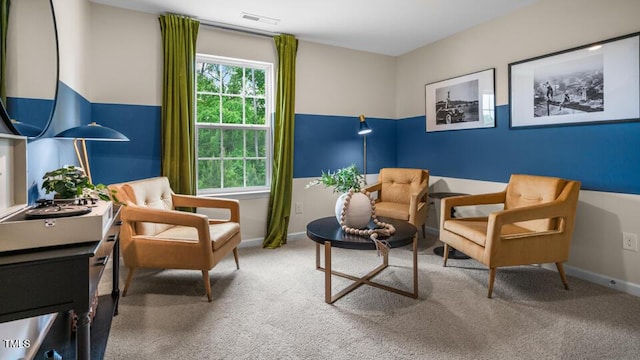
[264,34,298,249]
[0,0,9,105]
[158,14,199,195]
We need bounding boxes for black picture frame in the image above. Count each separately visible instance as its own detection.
[509,32,640,128]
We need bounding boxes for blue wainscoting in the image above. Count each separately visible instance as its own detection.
[293,114,397,178]
[90,103,162,185]
[397,105,640,194]
[5,97,54,132]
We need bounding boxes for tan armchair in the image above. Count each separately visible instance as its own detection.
[109,177,241,302]
[440,174,581,298]
[364,168,430,237]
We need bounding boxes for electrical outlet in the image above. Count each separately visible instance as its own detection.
[622,232,638,251]
[295,202,303,214]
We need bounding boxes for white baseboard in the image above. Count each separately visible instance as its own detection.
[564,264,640,297]
[239,231,307,248]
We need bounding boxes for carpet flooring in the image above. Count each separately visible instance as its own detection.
[104,234,640,359]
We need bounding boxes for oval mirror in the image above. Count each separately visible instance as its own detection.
[0,0,58,138]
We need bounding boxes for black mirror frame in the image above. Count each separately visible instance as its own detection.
[0,0,59,139]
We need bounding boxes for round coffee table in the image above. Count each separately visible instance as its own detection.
[306,216,418,304]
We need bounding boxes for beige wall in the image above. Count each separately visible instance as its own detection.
[396,0,640,116]
[6,0,57,100]
[296,41,396,118]
[52,0,91,96]
[89,3,161,105]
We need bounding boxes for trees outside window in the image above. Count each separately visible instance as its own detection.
[196,55,273,194]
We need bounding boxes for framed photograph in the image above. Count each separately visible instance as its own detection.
[509,32,640,128]
[425,68,495,132]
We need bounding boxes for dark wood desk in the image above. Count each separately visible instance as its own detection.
[307,216,418,303]
[0,206,121,360]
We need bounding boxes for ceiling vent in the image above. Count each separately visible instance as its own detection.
[241,12,279,26]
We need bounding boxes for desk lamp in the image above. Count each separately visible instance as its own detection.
[358,115,372,184]
[54,122,129,183]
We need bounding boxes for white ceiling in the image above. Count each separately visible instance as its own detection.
[91,0,538,56]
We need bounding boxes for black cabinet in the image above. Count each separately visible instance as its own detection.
[0,206,121,360]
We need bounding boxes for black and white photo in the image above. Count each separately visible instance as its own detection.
[426,69,495,132]
[510,32,639,128]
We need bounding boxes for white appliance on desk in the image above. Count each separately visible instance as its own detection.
[0,133,114,253]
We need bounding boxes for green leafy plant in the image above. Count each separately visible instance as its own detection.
[305,164,364,193]
[42,165,113,201]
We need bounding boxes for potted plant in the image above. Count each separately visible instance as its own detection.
[305,164,364,193]
[306,164,372,228]
[42,165,113,201]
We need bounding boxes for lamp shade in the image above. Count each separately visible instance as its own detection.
[358,115,372,135]
[54,122,129,141]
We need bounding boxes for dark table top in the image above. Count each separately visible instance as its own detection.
[306,216,417,250]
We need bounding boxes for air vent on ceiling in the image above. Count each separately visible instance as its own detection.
[241,12,279,26]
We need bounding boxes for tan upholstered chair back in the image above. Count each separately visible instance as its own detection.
[379,168,427,204]
[505,174,566,232]
[122,177,175,236]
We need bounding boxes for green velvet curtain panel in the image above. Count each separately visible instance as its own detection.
[0,0,9,104]
[158,14,199,195]
[263,34,298,249]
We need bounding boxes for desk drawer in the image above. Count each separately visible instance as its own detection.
[88,215,120,298]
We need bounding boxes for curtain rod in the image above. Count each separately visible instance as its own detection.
[199,20,278,39]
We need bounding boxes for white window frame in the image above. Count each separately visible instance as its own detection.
[195,54,273,196]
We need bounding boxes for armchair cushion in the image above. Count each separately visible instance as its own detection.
[379,168,426,204]
[146,222,240,251]
[443,218,532,247]
[505,174,566,231]
[122,177,175,236]
[375,201,426,221]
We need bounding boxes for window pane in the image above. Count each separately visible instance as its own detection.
[245,98,266,125]
[220,65,242,95]
[246,159,266,187]
[197,94,220,123]
[245,130,266,157]
[245,68,265,96]
[223,160,244,188]
[198,159,221,189]
[198,128,221,158]
[222,129,244,157]
[221,96,243,124]
[196,62,220,93]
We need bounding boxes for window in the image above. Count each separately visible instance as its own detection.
[195,55,273,195]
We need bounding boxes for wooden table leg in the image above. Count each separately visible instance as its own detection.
[412,234,418,297]
[324,241,332,304]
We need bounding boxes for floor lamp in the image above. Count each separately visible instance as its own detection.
[54,122,129,184]
[358,115,372,184]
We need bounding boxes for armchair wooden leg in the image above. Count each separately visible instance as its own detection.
[487,267,497,298]
[233,248,240,269]
[422,224,426,238]
[556,262,569,290]
[202,270,212,302]
[123,267,136,297]
[443,244,450,267]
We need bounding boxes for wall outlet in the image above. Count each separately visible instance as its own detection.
[295,202,303,214]
[622,232,638,251]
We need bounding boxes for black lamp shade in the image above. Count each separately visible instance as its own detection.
[358,115,372,135]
